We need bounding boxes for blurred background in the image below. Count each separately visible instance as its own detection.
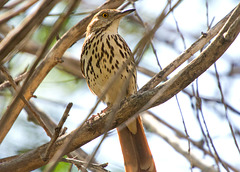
[0,0,240,171]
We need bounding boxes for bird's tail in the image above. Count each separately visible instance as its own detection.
[117,116,156,172]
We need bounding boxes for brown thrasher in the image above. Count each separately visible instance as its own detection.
[80,9,156,172]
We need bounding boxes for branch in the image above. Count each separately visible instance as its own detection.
[0,71,28,90]
[0,3,239,171]
[43,103,72,161]
[61,158,109,172]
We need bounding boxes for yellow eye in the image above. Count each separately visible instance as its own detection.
[102,13,109,18]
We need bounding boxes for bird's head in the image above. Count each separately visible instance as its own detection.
[86,9,135,35]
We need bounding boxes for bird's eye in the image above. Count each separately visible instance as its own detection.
[102,13,109,18]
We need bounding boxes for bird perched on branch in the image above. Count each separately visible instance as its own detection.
[80,8,156,172]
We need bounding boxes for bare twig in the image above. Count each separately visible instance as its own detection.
[0,71,28,90]
[182,89,240,115]
[214,63,240,153]
[194,79,222,171]
[43,103,72,161]
[26,102,99,172]
[145,111,240,172]
[143,111,239,172]
[62,158,109,172]
[0,2,239,172]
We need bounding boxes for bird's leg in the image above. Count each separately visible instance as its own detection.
[87,106,109,124]
[100,106,109,114]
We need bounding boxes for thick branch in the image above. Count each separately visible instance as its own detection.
[1,4,239,171]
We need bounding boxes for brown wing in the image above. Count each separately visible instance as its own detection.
[80,57,85,78]
[80,38,89,78]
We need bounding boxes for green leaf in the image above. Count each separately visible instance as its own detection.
[53,161,71,172]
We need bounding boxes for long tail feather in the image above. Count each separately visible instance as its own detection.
[117,116,156,172]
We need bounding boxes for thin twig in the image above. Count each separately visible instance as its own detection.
[62,158,109,172]
[182,89,240,115]
[194,79,221,171]
[169,1,193,170]
[43,103,72,161]
[214,64,240,153]
[131,1,163,69]
[0,69,96,171]
[170,1,186,50]
[0,71,28,90]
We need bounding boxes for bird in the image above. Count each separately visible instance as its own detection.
[80,9,156,172]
